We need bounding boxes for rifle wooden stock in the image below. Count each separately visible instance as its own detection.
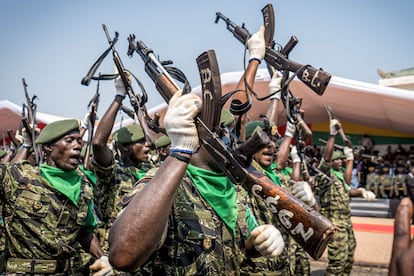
[7,129,20,148]
[245,169,337,259]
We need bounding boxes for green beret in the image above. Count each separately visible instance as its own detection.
[112,124,144,144]
[0,149,6,159]
[332,150,346,161]
[245,120,276,139]
[35,119,79,144]
[220,108,234,127]
[155,135,171,149]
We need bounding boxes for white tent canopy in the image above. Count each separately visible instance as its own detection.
[0,100,67,138]
[132,68,414,136]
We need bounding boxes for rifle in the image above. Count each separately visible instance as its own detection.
[7,129,20,150]
[22,78,41,164]
[323,104,352,147]
[128,39,336,259]
[83,82,100,169]
[318,138,383,164]
[215,9,331,96]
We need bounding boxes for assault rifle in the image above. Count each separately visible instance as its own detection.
[22,78,41,164]
[318,138,383,164]
[127,38,336,259]
[83,83,100,169]
[81,24,163,148]
[215,9,331,96]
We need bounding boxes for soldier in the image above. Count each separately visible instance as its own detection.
[0,119,112,275]
[365,165,381,197]
[394,163,408,198]
[108,26,286,274]
[314,118,375,275]
[91,71,153,261]
[148,134,171,167]
[379,164,394,198]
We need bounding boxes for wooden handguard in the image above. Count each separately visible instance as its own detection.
[245,169,337,259]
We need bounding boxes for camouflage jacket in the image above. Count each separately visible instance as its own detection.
[0,161,95,259]
[315,159,351,218]
[93,158,146,227]
[128,169,252,275]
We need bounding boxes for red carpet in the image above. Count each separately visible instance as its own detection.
[353,222,414,234]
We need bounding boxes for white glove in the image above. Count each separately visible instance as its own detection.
[358,188,376,201]
[250,224,284,258]
[269,73,282,100]
[247,25,266,62]
[114,67,131,98]
[81,112,90,130]
[292,181,316,206]
[344,146,354,161]
[329,118,340,136]
[89,255,113,276]
[290,145,301,164]
[285,121,296,138]
[164,90,202,153]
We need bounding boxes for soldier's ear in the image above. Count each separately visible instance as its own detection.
[43,143,53,154]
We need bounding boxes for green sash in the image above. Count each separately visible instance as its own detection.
[40,164,81,206]
[186,164,238,236]
[330,168,351,192]
[263,163,282,186]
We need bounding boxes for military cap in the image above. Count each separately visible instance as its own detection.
[112,124,144,144]
[0,149,6,159]
[245,120,277,139]
[220,108,234,127]
[331,150,346,161]
[35,119,79,144]
[155,134,171,149]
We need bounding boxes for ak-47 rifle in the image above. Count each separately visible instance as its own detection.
[83,82,100,169]
[22,78,41,164]
[215,8,331,96]
[324,104,352,147]
[318,138,383,164]
[127,38,336,259]
[81,24,164,148]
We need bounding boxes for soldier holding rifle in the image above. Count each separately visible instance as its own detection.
[108,27,286,274]
[314,117,375,275]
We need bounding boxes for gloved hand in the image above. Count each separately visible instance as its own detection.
[89,255,113,276]
[269,73,282,100]
[247,25,266,62]
[250,224,284,258]
[164,90,202,153]
[292,181,316,206]
[290,145,301,164]
[358,188,376,201]
[344,146,354,161]
[114,67,131,98]
[81,112,91,130]
[329,118,341,136]
[285,121,296,138]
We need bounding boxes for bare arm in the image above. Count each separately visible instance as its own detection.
[108,155,190,271]
[92,96,123,167]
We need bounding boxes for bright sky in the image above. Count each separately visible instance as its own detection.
[1,0,413,121]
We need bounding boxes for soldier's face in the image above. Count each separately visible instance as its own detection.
[254,140,276,168]
[129,140,150,163]
[48,131,82,171]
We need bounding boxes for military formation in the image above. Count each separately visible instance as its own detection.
[1,5,414,276]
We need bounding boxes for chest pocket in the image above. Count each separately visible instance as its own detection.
[14,189,51,219]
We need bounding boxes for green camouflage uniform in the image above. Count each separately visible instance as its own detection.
[379,174,394,198]
[92,158,147,253]
[238,162,291,275]
[394,172,408,197]
[273,164,310,276]
[0,161,97,275]
[365,172,380,197]
[315,159,355,276]
[126,168,254,275]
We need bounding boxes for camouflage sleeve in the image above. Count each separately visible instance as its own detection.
[317,158,331,175]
